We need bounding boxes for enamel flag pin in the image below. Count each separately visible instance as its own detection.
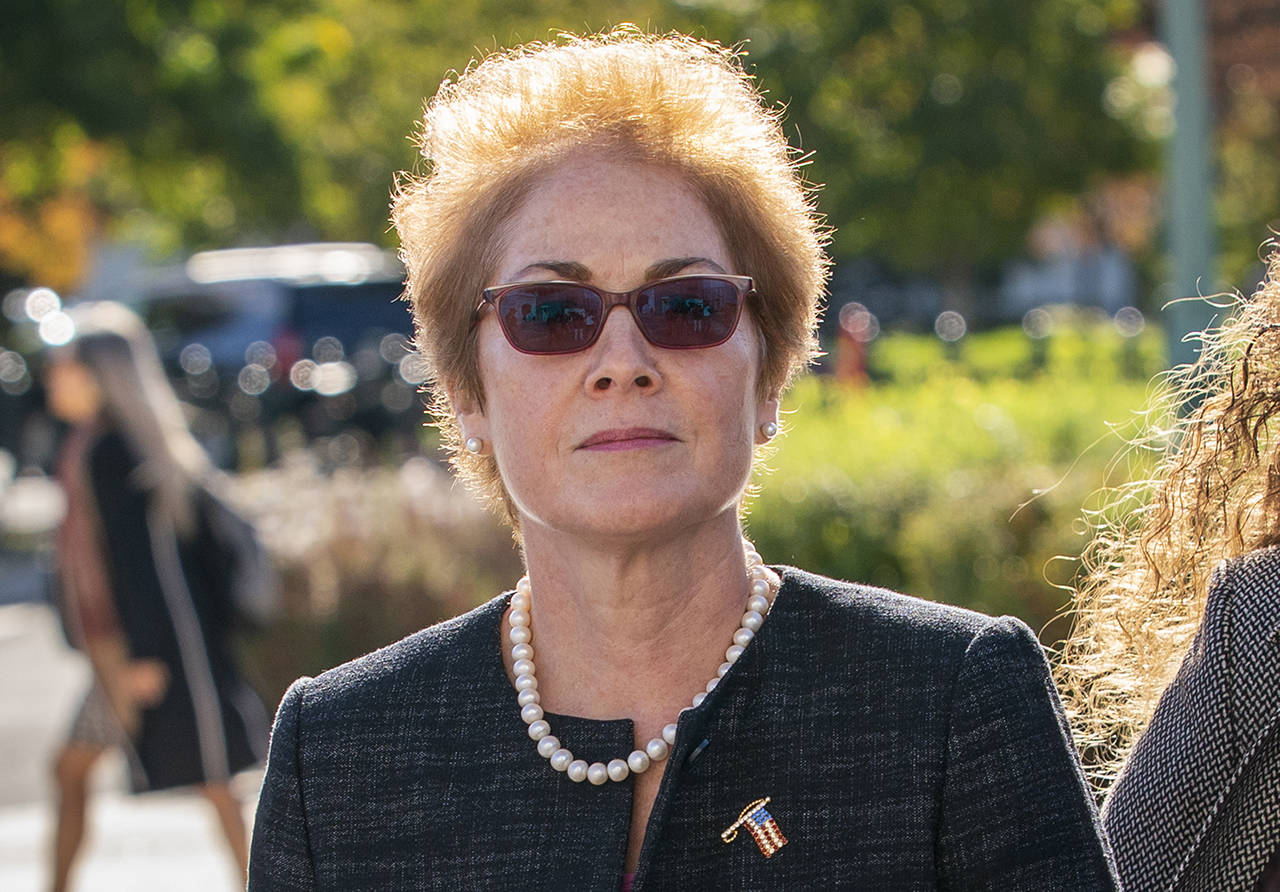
[721,797,788,858]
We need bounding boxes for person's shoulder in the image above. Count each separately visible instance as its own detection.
[772,567,1050,719]
[292,593,509,713]
[1213,544,1280,600]
[777,565,1004,644]
[1206,544,1280,647]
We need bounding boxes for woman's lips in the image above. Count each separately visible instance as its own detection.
[578,427,678,451]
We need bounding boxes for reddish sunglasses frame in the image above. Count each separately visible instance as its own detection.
[474,273,755,355]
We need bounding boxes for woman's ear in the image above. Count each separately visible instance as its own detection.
[451,386,490,447]
[755,391,781,444]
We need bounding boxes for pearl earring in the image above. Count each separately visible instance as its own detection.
[465,436,484,454]
[760,421,779,440]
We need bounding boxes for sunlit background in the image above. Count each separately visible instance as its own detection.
[1,1,1278,887]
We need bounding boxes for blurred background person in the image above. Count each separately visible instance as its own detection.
[45,301,268,892]
[1061,247,1280,889]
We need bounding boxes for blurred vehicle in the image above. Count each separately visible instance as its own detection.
[101,243,426,465]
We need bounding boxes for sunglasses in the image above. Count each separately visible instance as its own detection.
[475,274,754,355]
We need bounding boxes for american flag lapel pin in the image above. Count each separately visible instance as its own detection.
[721,797,788,858]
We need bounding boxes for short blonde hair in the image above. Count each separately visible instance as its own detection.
[392,28,828,525]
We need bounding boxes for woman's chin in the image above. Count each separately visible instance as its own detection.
[518,489,741,545]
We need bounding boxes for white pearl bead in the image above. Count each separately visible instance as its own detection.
[527,720,550,741]
[512,658,535,676]
[745,550,762,566]
[747,594,769,614]
[587,762,608,785]
[509,609,530,628]
[726,644,745,663]
[646,737,670,761]
[750,564,768,580]
[733,627,754,648]
[607,759,629,782]
[516,577,532,594]
[742,610,764,631]
[691,691,707,707]
[705,676,719,693]
[520,703,544,724]
[537,735,560,758]
[510,591,530,610]
[509,626,531,645]
[628,750,651,774]
[515,674,537,692]
[511,643,533,662]
[517,689,540,707]
[716,661,732,678]
[662,723,678,745]
[550,749,573,771]
[750,577,769,597]
[567,760,588,782]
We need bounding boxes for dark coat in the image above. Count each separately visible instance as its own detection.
[1103,546,1280,891]
[85,431,268,791]
[249,567,1115,890]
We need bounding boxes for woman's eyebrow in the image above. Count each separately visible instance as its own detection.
[511,256,726,284]
[511,260,591,281]
[645,257,727,279]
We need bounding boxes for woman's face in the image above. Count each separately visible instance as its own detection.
[45,357,102,424]
[459,155,779,544]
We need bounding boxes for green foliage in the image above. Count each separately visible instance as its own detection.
[747,320,1165,639]
[667,0,1151,275]
[1,0,1153,288]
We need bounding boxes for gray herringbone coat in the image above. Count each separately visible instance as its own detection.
[1104,546,1280,891]
[249,568,1116,890]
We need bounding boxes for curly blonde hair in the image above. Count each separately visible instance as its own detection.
[1058,245,1280,786]
[390,27,829,529]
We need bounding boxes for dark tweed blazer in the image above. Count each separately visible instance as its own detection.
[1104,546,1280,891]
[249,568,1115,890]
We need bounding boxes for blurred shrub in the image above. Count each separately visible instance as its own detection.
[749,319,1165,642]
[232,318,1164,703]
[226,451,521,704]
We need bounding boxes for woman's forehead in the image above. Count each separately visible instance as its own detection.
[493,157,730,288]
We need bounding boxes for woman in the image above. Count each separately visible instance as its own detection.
[1060,249,1280,890]
[250,30,1114,890]
[46,301,268,891]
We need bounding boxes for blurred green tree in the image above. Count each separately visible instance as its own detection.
[661,0,1154,308]
[1,0,1154,295]
[0,0,306,285]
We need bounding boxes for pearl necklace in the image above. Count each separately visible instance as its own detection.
[508,543,780,785]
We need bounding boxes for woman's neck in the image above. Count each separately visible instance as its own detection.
[506,513,754,729]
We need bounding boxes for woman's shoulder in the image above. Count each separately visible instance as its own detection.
[778,565,1017,643]
[1210,544,1280,610]
[1202,545,1280,672]
[282,593,510,717]
[774,566,1045,678]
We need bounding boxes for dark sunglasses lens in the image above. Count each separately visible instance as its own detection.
[495,284,602,353]
[639,278,743,347]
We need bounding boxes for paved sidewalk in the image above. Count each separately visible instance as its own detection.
[0,603,258,891]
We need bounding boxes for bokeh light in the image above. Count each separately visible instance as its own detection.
[180,343,213,375]
[934,311,967,343]
[37,311,75,346]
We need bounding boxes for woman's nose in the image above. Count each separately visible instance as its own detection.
[586,305,662,393]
